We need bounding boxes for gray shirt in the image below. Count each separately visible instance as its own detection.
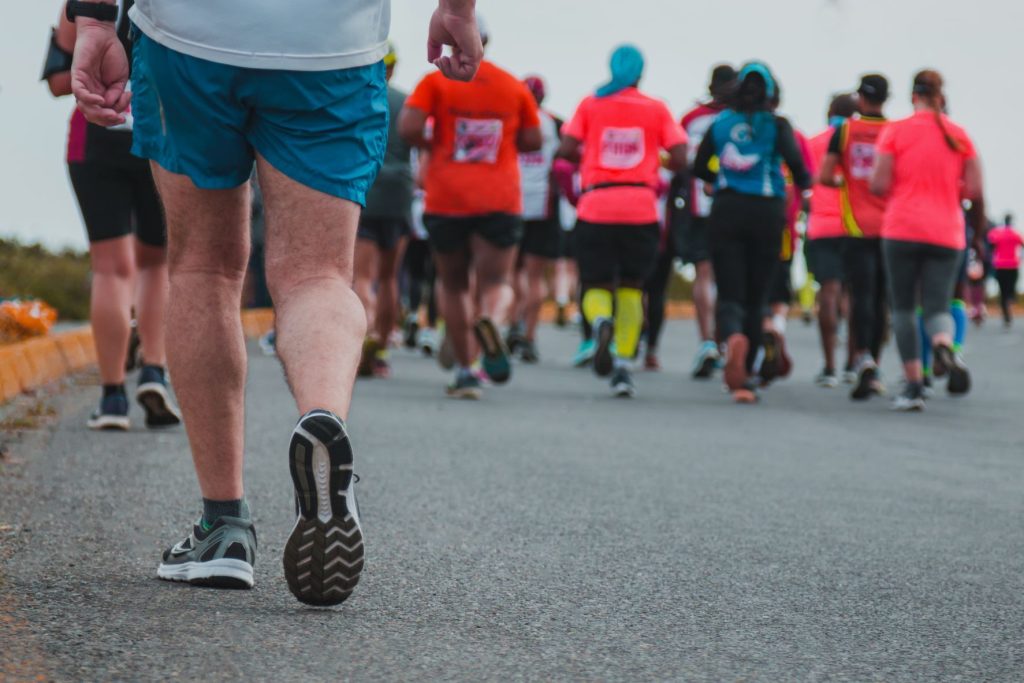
[363,86,414,221]
[130,0,390,71]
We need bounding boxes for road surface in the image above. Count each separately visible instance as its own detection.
[2,320,1022,681]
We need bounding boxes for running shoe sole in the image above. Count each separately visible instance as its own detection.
[850,366,878,401]
[892,398,926,412]
[86,414,130,431]
[446,384,482,400]
[284,411,364,607]
[157,559,254,589]
[474,319,511,384]
[592,320,614,378]
[732,388,758,404]
[723,334,749,392]
[136,382,182,428]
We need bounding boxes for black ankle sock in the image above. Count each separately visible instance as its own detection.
[102,384,126,398]
[202,498,244,528]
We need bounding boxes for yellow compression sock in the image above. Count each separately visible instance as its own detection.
[582,288,613,324]
[614,287,643,359]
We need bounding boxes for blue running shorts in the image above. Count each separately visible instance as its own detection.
[130,27,388,205]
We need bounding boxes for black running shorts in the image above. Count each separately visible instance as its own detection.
[423,213,523,254]
[68,159,165,246]
[574,220,660,285]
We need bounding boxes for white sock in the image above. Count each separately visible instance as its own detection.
[772,313,787,335]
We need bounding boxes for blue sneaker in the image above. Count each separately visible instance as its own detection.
[473,318,511,384]
[691,340,721,379]
[259,329,277,356]
[87,391,130,431]
[572,339,596,367]
[136,365,182,428]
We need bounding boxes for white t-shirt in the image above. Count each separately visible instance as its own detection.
[518,110,560,221]
[130,0,390,71]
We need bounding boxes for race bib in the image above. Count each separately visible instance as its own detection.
[599,127,644,169]
[519,151,545,167]
[848,142,877,180]
[454,118,503,164]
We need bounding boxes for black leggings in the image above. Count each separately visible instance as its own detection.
[995,268,1019,322]
[844,237,887,359]
[710,193,786,371]
[402,239,437,326]
[644,247,674,351]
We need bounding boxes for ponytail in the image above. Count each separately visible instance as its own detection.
[913,69,963,153]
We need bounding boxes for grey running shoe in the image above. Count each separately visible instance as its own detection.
[284,410,364,606]
[446,370,483,400]
[157,510,257,589]
[610,367,636,398]
[892,382,926,412]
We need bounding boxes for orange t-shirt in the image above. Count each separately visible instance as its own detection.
[806,128,844,240]
[563,88,687,225]
[876,111,977,250]
[405,61,540,217]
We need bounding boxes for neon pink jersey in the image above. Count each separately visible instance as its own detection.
[563,88,687,225]
[989,226,1024,269]
[806,127,844,240]
[876,111,977,250]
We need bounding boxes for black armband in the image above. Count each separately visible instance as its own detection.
[41,28,73,81]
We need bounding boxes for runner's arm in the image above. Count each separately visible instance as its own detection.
[428,0,482,81]
[962,156,984,203]
[691,133,717,184]
[818,152,842,188]
[517,126,542,153]
[44,7,77,97]
[70,0,130,126]
[398,106,431,149]
[555,135,582,164]
[869,153,893,196]
[775,117,811,191]
[664,143,688,173]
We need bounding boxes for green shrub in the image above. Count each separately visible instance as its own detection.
[0,239,91,321]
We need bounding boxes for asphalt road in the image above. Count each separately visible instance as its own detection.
[2,319,1023,681]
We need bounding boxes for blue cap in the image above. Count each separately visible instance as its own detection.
[738,61,776,99]
[596,45,644,98]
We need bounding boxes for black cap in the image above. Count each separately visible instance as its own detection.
[710,64,737,90]
[857,74,889,103]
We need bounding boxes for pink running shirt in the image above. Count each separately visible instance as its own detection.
[563,88,687,225]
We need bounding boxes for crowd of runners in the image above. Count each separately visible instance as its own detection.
[47,0,1017,604]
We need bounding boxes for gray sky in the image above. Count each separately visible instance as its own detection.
[2,0,1021,250]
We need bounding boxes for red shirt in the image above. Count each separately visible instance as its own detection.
[406,61,541,217]
[876,111,977,250]
[806,127,844,240]
[564,88,687,225]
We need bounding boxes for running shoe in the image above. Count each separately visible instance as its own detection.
[723,333,750,393]
[357,338,379,378]
[258,329,277,357]
[372,357,391,379]
[136,365,182,428]
[519,340,540,364]
[555,304,569,328]
[592,318,614,377]
[402,314,419,349]
[933,344,971,395]
[610,366,636,398]
[87,391,130,431]
[922,374,935,399]
[284,410,364,606]
[504,321,526,355]
[418,327,438,357]
[842,364,857,384]
[474,318,512,384]
[759,332,780,384]
[157,509,257,589]
[446,370,483,400]
[437,332,456,369]
[572,339,596,367]
[815,369,839,388]
[732,381,759,405]
[644,353,661,371]
[850,357,880,401]
[892,382,926,412]
[691,340,720,379]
